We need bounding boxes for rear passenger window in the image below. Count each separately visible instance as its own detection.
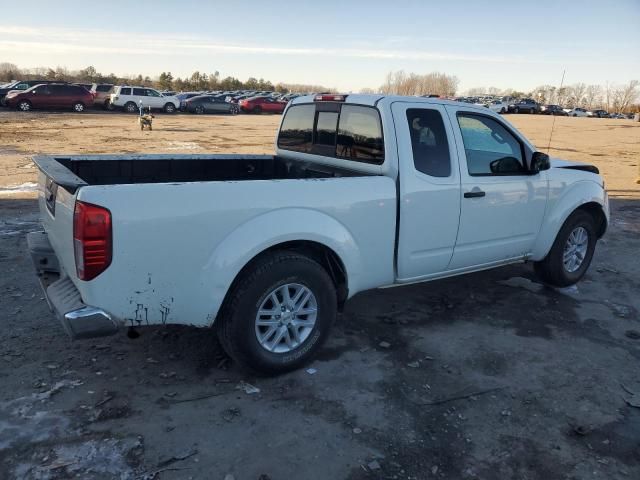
[406,109,451,177]
[336,105,384,164]
[133,88,146,96]
[120,88,131,95]
[277,104,315,153]
[97,85,112,92]
[278,103,384,164]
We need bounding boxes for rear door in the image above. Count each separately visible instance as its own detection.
[446,106,547,269]
[145,89,164,108]
[391,102,462,280]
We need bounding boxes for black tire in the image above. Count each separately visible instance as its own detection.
[573,113,577,117]
[500,107,506,114]
[514,107,519,114]
[194,105,205,114]
[534,210,597,287]
[17,100,32,112]
[72,101,85,112]
[230,105,239,115]
[124,102,138,113]
[253,105,262,114]
[217,251,337,375]
[164,103,176,113]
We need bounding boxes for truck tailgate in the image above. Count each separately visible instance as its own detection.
[37,170,79,282]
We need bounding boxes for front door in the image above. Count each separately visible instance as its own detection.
[446,106,548,269]
[391,102,462,281]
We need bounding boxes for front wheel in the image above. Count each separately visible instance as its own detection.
[514,107,519,114]
[252,106,262,114]
[124,102,138,113]
[217,251,337,375]
[72,102,85,112]
[17,100,32,111]
[194,105,205,114]
[534,210,597,287]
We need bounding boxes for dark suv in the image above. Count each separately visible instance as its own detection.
[4,83,95,112]
[0,80,62,104]
[508,98,540,114]
[540,105,568,116]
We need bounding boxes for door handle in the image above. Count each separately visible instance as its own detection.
[464,190,486,198]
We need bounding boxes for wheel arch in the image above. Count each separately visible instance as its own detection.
[531,183,608,260]
[205,208,365,326]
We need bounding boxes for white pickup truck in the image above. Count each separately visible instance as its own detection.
[29,94,609,374]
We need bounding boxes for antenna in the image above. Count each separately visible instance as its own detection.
[546,69,566,153]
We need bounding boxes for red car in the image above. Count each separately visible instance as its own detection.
[5,83,95,112]
[239,96,287,114]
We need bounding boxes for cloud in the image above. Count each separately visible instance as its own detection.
[0,25,524,64]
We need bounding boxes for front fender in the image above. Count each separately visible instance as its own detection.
[531,180,608,260]
[203,208,365,325]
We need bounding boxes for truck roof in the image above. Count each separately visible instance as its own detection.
[291,94,473,108]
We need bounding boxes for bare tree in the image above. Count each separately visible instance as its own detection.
[613,80,639,112]
[584,84,602,110]
[567,83,587,108]
[381,70,459,97]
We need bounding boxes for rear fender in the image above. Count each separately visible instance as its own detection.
[204,208,363,325]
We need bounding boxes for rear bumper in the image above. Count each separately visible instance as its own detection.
[27,231,119,339]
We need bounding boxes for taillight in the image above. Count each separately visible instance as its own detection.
[314,94,347,102]
[73,201,112,281]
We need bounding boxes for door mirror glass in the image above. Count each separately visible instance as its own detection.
[531,151,550,173]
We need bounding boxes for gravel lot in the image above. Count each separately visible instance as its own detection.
[1,111,639,479]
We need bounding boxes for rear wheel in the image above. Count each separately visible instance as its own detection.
[17,100,32,111]
[164,103,176,113]
[72,102,85,112]
[500,107,506,114]
[124,102,138,113]
[514,107,519,114]
[217,251,337,375]
[534,210,597,287]
[230,104,239,115]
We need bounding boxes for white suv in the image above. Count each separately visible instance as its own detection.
[110,86,180,113]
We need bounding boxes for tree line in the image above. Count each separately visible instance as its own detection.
[0,63,334,94]
[367,70,639,112]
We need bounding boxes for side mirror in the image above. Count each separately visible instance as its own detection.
[530,151,550,173]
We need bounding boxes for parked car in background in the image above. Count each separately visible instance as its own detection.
[175,92,204,111]
[90,83,114,109]
[540,105,568,116]
[0,80,61,104]
[239,96,287,114]
[566,108,589,117]
[587,109,609,118]
[609,113,627,119]
[487,99,508,113]
[110,86,180,113]
[184,95,240,114]
[508,99,540,114]
[5,83,94,112]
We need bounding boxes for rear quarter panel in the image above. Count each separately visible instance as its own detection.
[75,176,397,328]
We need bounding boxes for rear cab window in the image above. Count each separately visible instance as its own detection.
[278,102,384,164]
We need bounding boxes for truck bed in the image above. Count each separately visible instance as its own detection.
[32,154,367,191]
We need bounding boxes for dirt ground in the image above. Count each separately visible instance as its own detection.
[1,110,639,480]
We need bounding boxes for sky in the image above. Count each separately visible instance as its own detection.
[0,0,639,93]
